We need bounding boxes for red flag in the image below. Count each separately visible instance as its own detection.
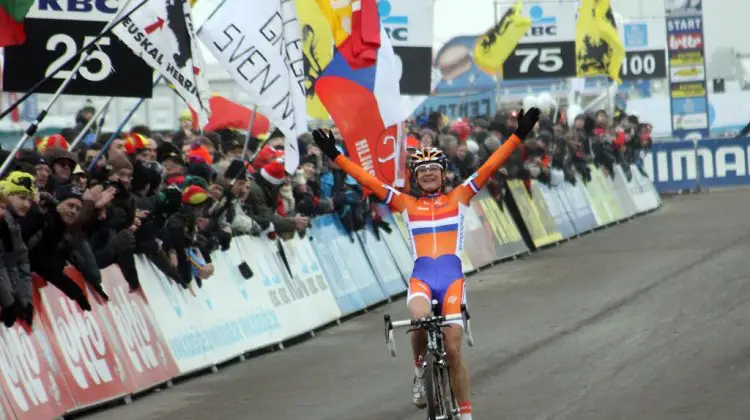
[190,95,271,135]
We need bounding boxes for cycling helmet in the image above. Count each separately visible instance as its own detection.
[410,147,448,173]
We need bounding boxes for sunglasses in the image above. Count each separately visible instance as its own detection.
[415,163,443,174]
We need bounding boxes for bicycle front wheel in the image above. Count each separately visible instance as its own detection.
[424,352,447,420]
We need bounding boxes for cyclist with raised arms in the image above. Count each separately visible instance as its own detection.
[312,108,540,420]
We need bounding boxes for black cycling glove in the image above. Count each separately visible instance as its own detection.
[312,129,341,160]
[514,107,542,140]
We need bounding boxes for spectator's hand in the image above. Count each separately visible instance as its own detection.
[112,230,136,252]
[498,168,509,176]
[294,214,310,230]
[135,209,149,219]
[37,192,56,212]
[514,108,541,139]
[198,263,214,279]
[312,129,341,159]
[128,218,141,232]
[83,185,102,202]
[96,187,117,209]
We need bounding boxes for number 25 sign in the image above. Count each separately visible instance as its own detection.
[2,18,152,98]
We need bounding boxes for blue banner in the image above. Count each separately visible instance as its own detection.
[645,136,750,192]
[414,89,496,120]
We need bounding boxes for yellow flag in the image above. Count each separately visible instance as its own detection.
[314,0,353,47]
[294,0,337,120]
[473,0,531,77]
[575,0,625,83]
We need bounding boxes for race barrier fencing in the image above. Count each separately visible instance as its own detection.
[644,136,750,193]
[0,164,661,419]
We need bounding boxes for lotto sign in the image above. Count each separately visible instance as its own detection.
[98,266,179,391]
[2,11,152,97]
[37,273,132,405]
[0,320,75,420]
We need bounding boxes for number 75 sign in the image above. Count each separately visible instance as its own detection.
[501,41,667,81]
[2,18,152,98]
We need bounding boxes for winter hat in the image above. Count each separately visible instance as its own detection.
[252,144,283,170]
[450,120,471,142]
[182,185,209,206]
[224,159,249,182]
[54,184,85,204]
[299,154,318,168]
[43,147,77,169]
[186,144,213,165]
[124,133,150,155]
[260,160,287,185]
[156,141,184,165]
[35,134,69,153]
[182,174,210,191]
[186,161,215,184]
[107,152,133,173]
[0,171,36,197]
[14,149,46,167]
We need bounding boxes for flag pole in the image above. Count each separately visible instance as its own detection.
[0,50,96,178]
[241,104,259,160]
[69,96,114,149]
[0,0,147,121]
[87,76,163,171]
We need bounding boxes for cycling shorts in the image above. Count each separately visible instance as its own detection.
[406,255,466,328]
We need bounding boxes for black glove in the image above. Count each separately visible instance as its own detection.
[111,230,136,253]
[513,107,542,140]
[312,129,341,160]
[1,301,20,328]
[93,284,109,302]
[21,303,33,326]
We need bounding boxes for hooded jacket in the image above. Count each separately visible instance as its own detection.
[0,212,32,309]
[246,175,297,234]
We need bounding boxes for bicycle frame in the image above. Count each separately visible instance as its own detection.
[383,300,475,420]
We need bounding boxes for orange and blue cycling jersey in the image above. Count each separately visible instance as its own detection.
[334,134,522,321]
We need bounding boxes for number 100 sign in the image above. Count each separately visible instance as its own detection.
[2,18,152,98]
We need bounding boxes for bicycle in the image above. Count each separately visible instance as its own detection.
[383,300,475,420]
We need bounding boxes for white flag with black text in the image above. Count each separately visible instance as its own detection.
[199,0,306,172]
[112,0,211,125]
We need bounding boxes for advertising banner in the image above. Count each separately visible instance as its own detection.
[379,0,434,95]
[96,267,179,391]
[309,217,368,315]
[471,190,529,259]
[665,13,709,140]
[507,180,564,247]
[645,136,750,192]
[461,203,498,269]
[356,227,408,296]
[558,179,599,233]
[37,271,131,407]
[0,296,75,420]
[534,182,576,238]
[374,205,415,281]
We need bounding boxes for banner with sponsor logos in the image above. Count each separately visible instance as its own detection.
[645,136,750,192]
[2,1,153,97]
[0,177,661,419]
[506,179,564,247]
[414,89,496,120]
[665,12,709,140]
[378,0,434,95]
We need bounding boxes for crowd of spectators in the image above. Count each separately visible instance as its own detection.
[0,104,652,328]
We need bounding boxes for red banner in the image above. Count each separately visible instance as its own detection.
[97,266,179,390]
[36,270,132,406]
[0,288,75,420]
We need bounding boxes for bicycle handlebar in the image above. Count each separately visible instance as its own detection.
[383,302,475,358]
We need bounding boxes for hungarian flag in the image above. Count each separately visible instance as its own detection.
[0,0,33,47]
